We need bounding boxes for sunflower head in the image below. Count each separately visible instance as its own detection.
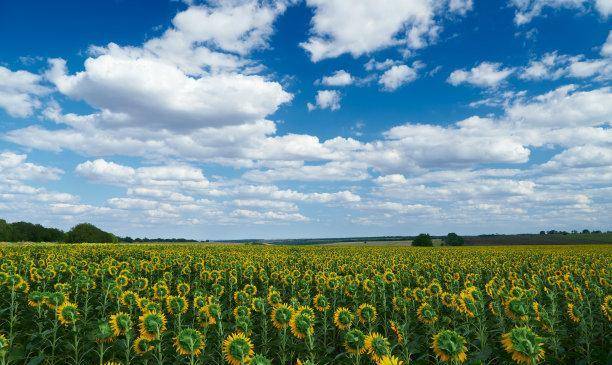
[120,290,139,308]
[46,291,66,309]
[57,301,78,326]
[271,304,293,330]
[174,328,205,357]
[223,332,254,365]
[312,293,330,312]
[110,312,132,336]
[357,303,377,324]
[133,336,154,355]
[501,327,545,365]
[365,332,390,362]
[432,329,467,363]
[267,290,282,306]
[138,311,167,340]
[251,297,265,313]
[28,290,45,308]
[417,302,438,325]
[344,328,366,354]
[233,305,251,319]
[333,307,354,330]
[290,310,314,339]
[177,282,190,297]
[0,334,8,351]
[94,320,115,343]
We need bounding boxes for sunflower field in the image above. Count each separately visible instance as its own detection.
[0,244,610,365]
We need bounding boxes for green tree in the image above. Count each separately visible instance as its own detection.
[412,233,433,246]
[444,232,464,246]
[0,219,12,241]
[65,223,117,243]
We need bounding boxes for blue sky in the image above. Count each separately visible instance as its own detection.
[0,0,610,239]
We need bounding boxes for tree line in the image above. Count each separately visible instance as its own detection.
[0,219,117,243]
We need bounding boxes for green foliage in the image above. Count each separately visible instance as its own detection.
[0,219,11,242]
[5,221,64,242]
[412,233,433,246]
[65,223,116,243]
[445,232,464,246]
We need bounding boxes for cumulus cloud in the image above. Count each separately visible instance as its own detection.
[300,0,471,62]
[379,64,419,91]
[320,70,354,86]
[0,66,49,118]
[307,90,342,111]
[448,62,514,88]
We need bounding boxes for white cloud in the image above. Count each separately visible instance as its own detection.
[243,161,369,182]
[542,145,612,169]
[448,62,514,88]
[230,209,309,223]
[379,64,418,91]
[602,30,612,57]
[301,0,470,62]
[307,90,341,111]
[0,152,63,181]
[46,55,291,131]
[76,159,209,187]
[320,70,354,86]
[449,0,474,15]
[510,0,600,25]
[595,0,612,15]
[0,66,49,118]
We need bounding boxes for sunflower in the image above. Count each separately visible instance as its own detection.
[365,332,390,362]
[0,333,9,351]
[234,290,250,305]
[501,327,545,365]
[290,310,315,339]
[602,294,612,321]
[344,328,366,355]
[223,332,254,365]
[152,282,169,300]
[357,303,377,324]
[244,284,257,296]
[133,336,154,355]
[94,320,115,343]
[115,274,129,288]
[120,290,139,308]
[432,329,467,363]
[233,305,251,319]
[417,302,438,325]
[383,271,396,284]
[389,320,404,343]
[504,297,530,322]
[250,297,264,313]
[110,312,132,336]
[174,328,205,357]
[27,290,45,308]
[313,293,330,312]
[271,304,293,330]
[138,311,167,340]
[267,289,282,306]
[176,282,190,297]
[566,302,580,323]
[333,307,354,330]
[198,305,217,326]
[166,295,188,316]
[57,301,78,326]
[45,291,66,309]
[193,295,208,311]
[377,355,404,365]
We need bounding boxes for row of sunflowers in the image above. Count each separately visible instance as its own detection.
[0,243,610,364]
